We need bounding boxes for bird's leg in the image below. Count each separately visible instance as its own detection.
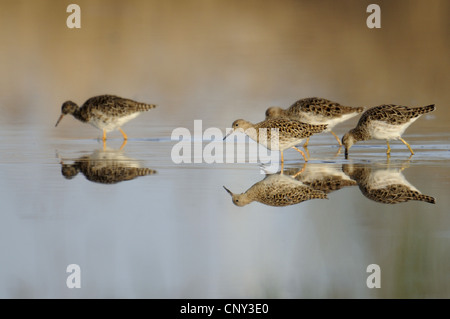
[303,145,310,159]
[334,146,342,157]
[400,155,412,172]
[119,128,128,140]
[400,137,414,155]
[330,130,342,146]
[292,146,308,162]
[119,140,127,151]
[102,129,106,141]
[303,137,310,148]
[386,140,391,156]
[102,139,106,151]
[280,151,284,163]
[292,162,307,178]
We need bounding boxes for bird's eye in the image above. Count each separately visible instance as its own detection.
[235,123,239,127]
[235,199,239,202]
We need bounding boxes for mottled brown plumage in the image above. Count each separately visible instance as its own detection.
[342,104,435,158]
[285,163,357,194]
[55,95,157,140]
[265,97,364,146]
[342,163,435,204]
[223,173,327,207]
[60,148,156,184]
[224,118,327,162]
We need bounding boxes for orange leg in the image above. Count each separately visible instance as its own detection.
[292,162,307,178]
[119,139,127,151]
[400,137,414,155]
[303,137,310,147]
[304,145,310,159]
[330,130,342,146]
[292,146,308,162]
[280,150,284,163]
[102,129,106,141]
[119,128,128,140]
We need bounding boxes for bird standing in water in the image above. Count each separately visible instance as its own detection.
[342,104,435,158]
[265,97,364,147]
[55,95,157,141]
[224,118,327,162]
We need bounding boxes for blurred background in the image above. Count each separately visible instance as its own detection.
[0,0,449,298]
[1,0,449,129]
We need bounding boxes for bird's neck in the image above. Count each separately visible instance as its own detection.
[351,127,367,142]
[349,167,370,183]
[243,126,259,141]
[238,193,254,206]
[72,106,87,122]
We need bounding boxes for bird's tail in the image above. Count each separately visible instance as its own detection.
[312,190,328,200]
[417,194,436,204]
[138,168,157,176]
[416,104,435,114]
[136,103,157,112]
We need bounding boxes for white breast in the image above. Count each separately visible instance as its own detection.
[368,169,419,192]
[90,149,142,168]
[299,164,353,184]
[299,112,359,131]
[88,113,140,132]
[263,174,307,188]
[367,118,418,140]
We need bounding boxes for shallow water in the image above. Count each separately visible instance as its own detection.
[1,120,449,298]
[1,0,450,298]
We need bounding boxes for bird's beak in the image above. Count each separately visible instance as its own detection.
[223,129,233,141]
[223,186,233,196]
[55,114,64,127]
[344,148,349,160]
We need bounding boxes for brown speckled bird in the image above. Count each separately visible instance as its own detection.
[224,118,327,162]
[286,163,357,194]
[342,104,435,158]
[223,173,327,207]
[342,163,435,204]
[60,148,156,184]
[265,97,364,146]
[55,95,157,140]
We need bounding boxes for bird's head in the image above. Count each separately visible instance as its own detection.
[55,101,78,127]
[223,119,253,140]
[265,107,284,119]
[342,131,356,159]
[223,186,252,207]
[61,163,80,179]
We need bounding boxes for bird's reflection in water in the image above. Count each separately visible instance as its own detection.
[223,165,328,207]
[284,163,356,194]
[60,146,156,184]
[342,162,435,204]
